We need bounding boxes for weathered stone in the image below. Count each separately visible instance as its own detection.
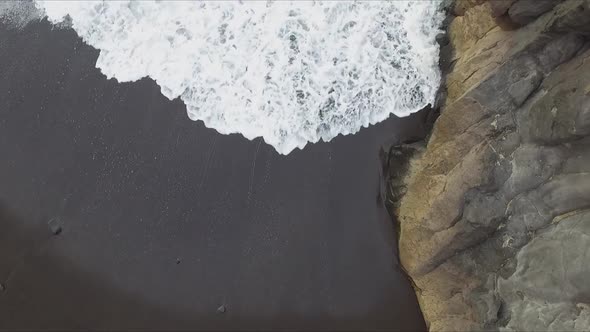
[453,0,485,16]
[550,0,590,35]
[498,210,590,331]
[508,0,561,25]
[522,49,590,144]
[503,144,565,195]
[536,33,584,74]
[448,2,499,59]
[488,0,517,17]
[561,137,590,173]
[390,0,590,330]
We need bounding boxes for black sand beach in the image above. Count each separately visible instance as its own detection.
[0,20,426,331]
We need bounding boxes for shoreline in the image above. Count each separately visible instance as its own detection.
[0,18,427,330]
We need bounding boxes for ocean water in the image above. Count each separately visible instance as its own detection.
[34,0,443,154]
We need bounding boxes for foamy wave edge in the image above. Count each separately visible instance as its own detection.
[35,0,444,154]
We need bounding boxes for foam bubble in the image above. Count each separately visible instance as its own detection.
[35,0,443,154]
[0,1,43,29]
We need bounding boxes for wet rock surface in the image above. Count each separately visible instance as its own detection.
[390,0,590,330]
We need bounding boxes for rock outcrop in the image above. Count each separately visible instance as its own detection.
[389,0,590,330]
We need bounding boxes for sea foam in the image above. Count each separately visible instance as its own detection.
[35,1,443,154]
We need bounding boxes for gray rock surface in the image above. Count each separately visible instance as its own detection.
[498,210,590,331]
[489,0,517,18]
[508,0,562,25]
[390,0,590,330]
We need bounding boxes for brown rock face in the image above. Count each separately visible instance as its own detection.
[391,0,590,330]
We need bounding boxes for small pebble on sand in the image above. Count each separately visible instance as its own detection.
[48,218,63,235]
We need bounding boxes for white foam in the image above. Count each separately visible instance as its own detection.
[0,1,43,29]
[35,0,443,154]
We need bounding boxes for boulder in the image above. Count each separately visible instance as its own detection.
[390,0,590,330]
[508,0,562,25]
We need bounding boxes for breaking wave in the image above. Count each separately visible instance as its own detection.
[35,0,443,154]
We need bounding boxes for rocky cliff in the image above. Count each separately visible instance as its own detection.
[389,0,590,330]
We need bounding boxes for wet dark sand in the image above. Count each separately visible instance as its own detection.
[0,20,427,331]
